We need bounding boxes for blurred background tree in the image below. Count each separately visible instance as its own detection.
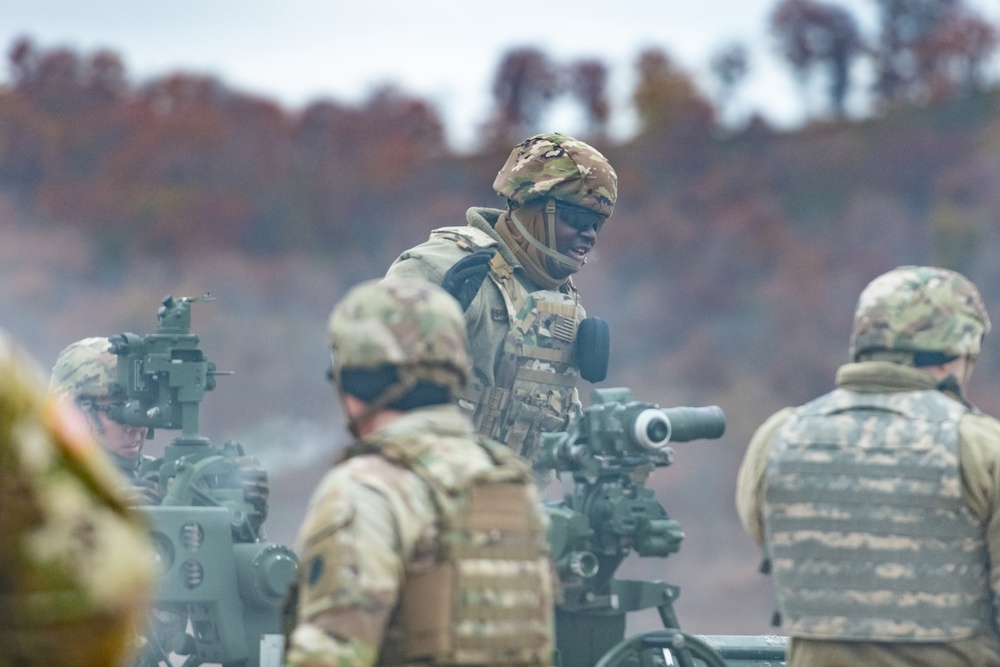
[770,0,863,118]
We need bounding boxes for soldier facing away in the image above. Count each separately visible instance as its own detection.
[0,329,155,667]
[386,132,617,464]
[736,265,1000,666]
[286,277,555,667]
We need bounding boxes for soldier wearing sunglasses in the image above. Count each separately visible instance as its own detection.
[386,132,618,468]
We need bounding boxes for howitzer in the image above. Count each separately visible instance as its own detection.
[540,388,787,667]
[109,295,298,667]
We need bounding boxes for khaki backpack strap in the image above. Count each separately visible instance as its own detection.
[487,251,525,322]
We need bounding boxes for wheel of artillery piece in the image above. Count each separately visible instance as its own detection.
[594,629,729,667]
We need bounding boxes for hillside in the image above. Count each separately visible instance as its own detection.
[4,49,1000,635]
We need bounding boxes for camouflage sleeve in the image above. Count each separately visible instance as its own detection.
[287,457,433,667]
[956,413,1000,600]
[735,407,795,547]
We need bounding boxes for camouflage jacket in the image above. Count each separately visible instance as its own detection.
[386,208,584,463]
[286,404,553,667]
[736,361,1000,666]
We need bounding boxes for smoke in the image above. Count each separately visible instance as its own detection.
[232,414,347,476]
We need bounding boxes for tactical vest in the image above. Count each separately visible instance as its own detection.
[764,388,992,642]
[431,227,583,463]
[347,432,554,666]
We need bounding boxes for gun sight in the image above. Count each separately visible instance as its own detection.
[107,294,230,438]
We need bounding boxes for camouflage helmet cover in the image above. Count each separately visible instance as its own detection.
[493,132,618,217]
[850,265,991,360]
[49,337,120,399]
[327,277,471,392]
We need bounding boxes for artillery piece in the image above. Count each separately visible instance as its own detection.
[539,388,787,667]
[109,295,298,667]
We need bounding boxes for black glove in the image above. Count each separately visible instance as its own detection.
[441,248,497,311]
[125,475,163,506]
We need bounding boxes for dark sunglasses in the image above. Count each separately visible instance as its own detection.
[557,204,606,233]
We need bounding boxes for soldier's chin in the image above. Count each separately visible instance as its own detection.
[118,443,143,459]
[548,265,577,281]
[548,256,584,281]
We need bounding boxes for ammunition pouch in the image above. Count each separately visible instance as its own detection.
[460,292,582,462]
[576,317,609,383]
[431,225,591,463]
[400,480,553,666]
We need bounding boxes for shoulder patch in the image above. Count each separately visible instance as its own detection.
[429,226,499,253]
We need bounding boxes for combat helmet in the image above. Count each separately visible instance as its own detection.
[49,337,121,400]
[493,132,617,217]
[328,277,471,402]
[850,266,991,363]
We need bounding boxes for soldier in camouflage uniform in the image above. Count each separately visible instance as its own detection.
[49,337,270,516]
[0,329,155,667]
[736,266,1000,666]
[386,132,617,465]
[49,338,155,487]
[286,277,554,667]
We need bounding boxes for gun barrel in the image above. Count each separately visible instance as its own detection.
[659,406,726,442]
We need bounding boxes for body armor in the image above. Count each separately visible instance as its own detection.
[764,388,992,642]
[431,226,583,462]
[345,434,554,666]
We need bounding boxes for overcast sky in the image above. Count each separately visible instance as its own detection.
[3,0,998,149]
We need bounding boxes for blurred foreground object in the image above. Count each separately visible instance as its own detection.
[0,329,155,667]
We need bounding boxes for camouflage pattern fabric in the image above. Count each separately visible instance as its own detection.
[493,132,617,217]
[737,361,1000,666]
[286,404,554,667]
[764,387,990,641]
[0,331,155,667]
[387,210,512,390]
[850,265,991,361]
[387,211,584,467]
[485,291,583,462]
[48,337,119,399]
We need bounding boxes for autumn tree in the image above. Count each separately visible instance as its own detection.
[913,9,998,97]
[870,0,996,103]
[872,0,955,101]
[483,47,558,147]
[770,0,862,118]
[709,42,750,121]
[8,37,127,115]
[631,48,714,138]
[565,58,611,139]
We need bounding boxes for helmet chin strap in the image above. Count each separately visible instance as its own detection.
[509,199,585,274]
[936,374,973,409]
[340,377,416,439]
[336,364,463,438]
